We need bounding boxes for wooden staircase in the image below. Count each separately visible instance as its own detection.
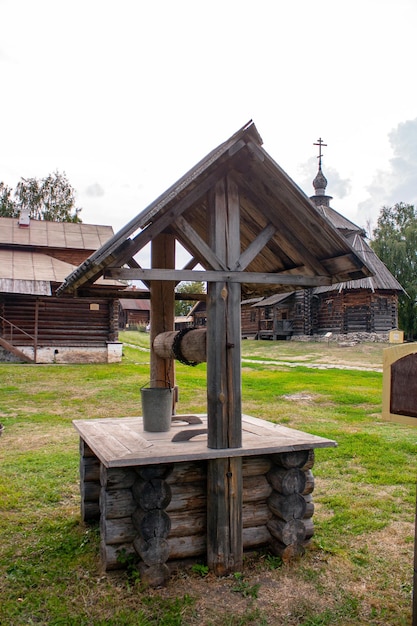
[0,315,35,363]
[0,336,35,363]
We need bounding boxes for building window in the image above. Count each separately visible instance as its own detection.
[295,303,302,316]
[250,311,256,323]
[264,306,272,320]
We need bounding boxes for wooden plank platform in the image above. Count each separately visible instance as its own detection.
[73,414,336,468]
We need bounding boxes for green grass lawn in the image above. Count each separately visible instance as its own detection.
[0,334,416,625]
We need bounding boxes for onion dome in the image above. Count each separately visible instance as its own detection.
[313,165,327,196]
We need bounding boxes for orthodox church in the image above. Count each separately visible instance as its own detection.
[241,145,404,341]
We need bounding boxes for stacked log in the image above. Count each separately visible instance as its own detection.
[131,464,174,587]
[165,461,207,559]
[266,449,315,561]
[96,451,317,579]
[79,439,101,522]
[99,466,138,570]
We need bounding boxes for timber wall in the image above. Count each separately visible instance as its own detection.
[1,295,115,345]
[80,442,316,584]
[0,295,122,363]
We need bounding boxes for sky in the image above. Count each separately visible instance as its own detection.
[1,0,417,255]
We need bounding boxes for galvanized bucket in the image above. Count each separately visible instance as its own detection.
[140,381,173,432]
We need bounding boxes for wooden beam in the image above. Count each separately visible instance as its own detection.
[206,175,243,575]
[171,214,228,271]
[76,288,206,301]
[150,234,176,393]
[105,267,333,287]
[233,222,276,271]
[57,240,135,294]
[232,169,332,277]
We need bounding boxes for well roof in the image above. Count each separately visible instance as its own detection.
[57,121,373,298]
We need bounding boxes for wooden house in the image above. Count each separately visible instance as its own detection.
[58,121,373,583]
[0,215,125,363]
[241,162,404,341]
[118,297,151,330]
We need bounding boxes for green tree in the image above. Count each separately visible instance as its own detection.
[0,171,82,222]
[175,281,205,317]
[0,182,18,217]
[371,202,417,338]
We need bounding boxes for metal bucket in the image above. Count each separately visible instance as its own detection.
[141,382,173,432]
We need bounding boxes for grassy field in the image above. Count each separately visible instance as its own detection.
[1,333,416,625]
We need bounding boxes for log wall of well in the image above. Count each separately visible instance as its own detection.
[79,440,316,583]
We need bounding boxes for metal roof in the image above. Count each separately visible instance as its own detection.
[252,292,295,307]
[0,250,76,295]
[0,249,122,296]
[119,298,151,311]
[0,217,114,250]
[57,121,373,299]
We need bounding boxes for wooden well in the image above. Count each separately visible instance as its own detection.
[57,121,372,582]
[75,414,335,586]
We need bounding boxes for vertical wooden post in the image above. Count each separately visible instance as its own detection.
[412,484,417,626]
[206,175,243,575]
[150,233,176,390]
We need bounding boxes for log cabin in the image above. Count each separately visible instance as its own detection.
[118,296,151,330]
[0,215,125,363]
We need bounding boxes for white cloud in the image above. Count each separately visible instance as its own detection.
[1,0,417,248]
[85,183,105,198]
[358,118,417,232]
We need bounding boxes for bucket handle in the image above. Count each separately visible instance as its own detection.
[141,379,172,390]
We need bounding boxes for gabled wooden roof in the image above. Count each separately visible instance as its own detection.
[57,121,373,298]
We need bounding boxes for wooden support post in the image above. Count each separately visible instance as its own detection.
[150,234,176,391]
[206,175,243,575]
[206,176,242,447]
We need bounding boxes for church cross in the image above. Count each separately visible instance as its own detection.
[313,138,327,167]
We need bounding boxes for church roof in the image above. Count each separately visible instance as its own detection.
[314,233,404,293]
[309,156,404,294]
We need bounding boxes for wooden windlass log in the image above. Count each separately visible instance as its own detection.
[153,329,207,365]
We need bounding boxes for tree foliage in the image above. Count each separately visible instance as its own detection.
[0,182,16,217]
[371,202,417,338]
[175,282,205,317]
[0,171,82,222]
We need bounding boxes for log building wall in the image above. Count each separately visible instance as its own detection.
[0,294,121,363]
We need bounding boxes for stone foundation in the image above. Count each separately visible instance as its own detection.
[0,342,123,364]
[292,332,389,344]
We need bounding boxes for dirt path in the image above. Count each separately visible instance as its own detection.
[241,357,382,372]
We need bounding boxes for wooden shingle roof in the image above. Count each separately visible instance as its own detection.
[57,121,373,298]
[314,233,404,293]
[312,205,404,294]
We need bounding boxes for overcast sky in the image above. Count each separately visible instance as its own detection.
[1,0,417,249]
